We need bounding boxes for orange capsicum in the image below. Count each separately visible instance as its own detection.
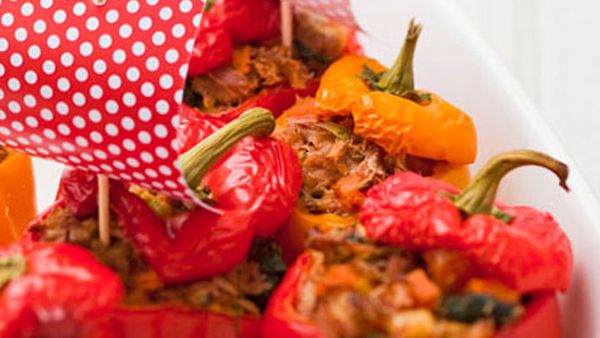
[316,19,478,166]
[0,148,35,246]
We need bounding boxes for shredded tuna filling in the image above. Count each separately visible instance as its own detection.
[31,195,286,318]
[276,115,438,216]
[296,229,525,338]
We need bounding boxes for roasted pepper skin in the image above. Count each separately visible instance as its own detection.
[0,243,124,338]
[111,307,260,338]
[360,172,572,294]
[188,0,280,77]
[179,104,303,238]
[262,252,562,338]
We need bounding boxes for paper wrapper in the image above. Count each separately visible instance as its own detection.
[0,0,356,202]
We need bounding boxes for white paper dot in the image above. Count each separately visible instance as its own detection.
[73,116,86,129]
[12,121,25,132]
[140,151,158,164]
[21,3,34,16]
[98,34,112,49]
[76,136,89,147]
[108,75,122,89]
[159,74,173,89]
[105,100,119,114]
[113,49,126,64]
[40,109,54,121]
[159,7,173,20]
[172,24,185,38]
[158,164,172,174]
[90,131,104,143]
[25,116,38,127]
[73,2,86,16]
[10,53,23,67]
[131,41,145,56]
[15,28,28,42]
[126,67,140,82]
[42,60,56,74]
[123,92,137,107]
[156,100,169,114]
[140,82,155,97]
[68,156,82,164]
[145,57,159,72]
[152,31,166,46]
[94,150,108,160]
[90,85,103,99]
[31,134,43,144]
[2,13,15,27]
[88,109,102,123]
[93,59,107,74]
[33,19,47,34]
[24,95,37,108]
[0,128,11,136]
[8,78,21,92]
[62,142,76,152]
[123,139,136,151]
[8,101,21,113]
[138,131,152,144]
[119,24,133,39]
[127,0,140,13]
[86,17,99,31]
[121,117,135,130]
[174,89,184,104]
[109,145,122,155]
[0,38,8,52]
[79,42,93,56]
[40,85,54,99]
[53,10,67,24]
[145,169,158,178]
[179,1,192,13]
[18,137,31,146]
[81,152,94,161]
[66,27,79,41]
[138,17,152,31]
[56,102,69,115]
[28,45,41,59]
[72,92,86,107]
[0,89,3,100]
[44,129,57,139]
[146,0,158,6]
[185,38,194,53]
[193,14,202,27]
[25,70,37,85]
[164,49,179,64]
[106,10,119,23]
[154,124,168,138]
[40,0,54,9]
[57,77,71,92]
[0,110,5,121]
[88,165,100,173]
[166,181,178,189]
[138,107,152,121]
[152,182,164,189]
[127,158,141,168]
[113,160,126,170]
[75,67,89,82]
[60,52,74,67]
[105,123,119,137]
[58,124,71,136]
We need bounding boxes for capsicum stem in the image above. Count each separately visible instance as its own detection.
[454,150,570,218]
[376,18,422,96]
[180,108,276,192]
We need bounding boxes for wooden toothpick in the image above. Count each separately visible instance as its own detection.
[98,174,110,246]
[281,0,293,48]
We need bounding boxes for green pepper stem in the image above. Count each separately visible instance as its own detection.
[180,108,276,191]
[454,150,570,217]
[376,18,422,96]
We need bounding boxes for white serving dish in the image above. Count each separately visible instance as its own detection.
[32,0,600,336]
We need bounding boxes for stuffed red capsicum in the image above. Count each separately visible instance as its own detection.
[263,150,572,338]
[0,242,124,338]
[185,0,361,122]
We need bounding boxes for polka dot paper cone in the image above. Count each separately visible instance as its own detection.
[0,0,204,201]
[0,0,355,202]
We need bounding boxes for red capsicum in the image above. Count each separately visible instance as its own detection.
[188,0,280,77]
[263,253,562,338]
[360,150,573,294]
[56,108,301,284]
[0,242,124,338]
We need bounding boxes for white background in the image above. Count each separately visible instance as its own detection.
[455,0,600,198]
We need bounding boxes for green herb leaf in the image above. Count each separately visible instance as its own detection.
[316,122,352,141]
[0,254,26,290]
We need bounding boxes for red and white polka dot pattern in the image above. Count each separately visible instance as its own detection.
[292,0,357,27]
[0,0,203,201]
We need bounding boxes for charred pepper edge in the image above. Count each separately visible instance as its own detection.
[180,108,276,192]
[453,150,570,220]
